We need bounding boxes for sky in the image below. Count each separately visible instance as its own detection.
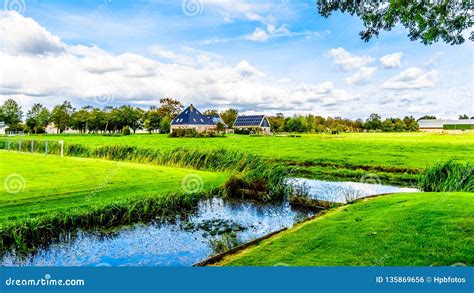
[0,0,473,119]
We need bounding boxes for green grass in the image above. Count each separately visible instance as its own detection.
[419,161,473,192]
[0,151,229,223]
[7,132,473,184]
[218,192,474,266]
[0,151,230,250]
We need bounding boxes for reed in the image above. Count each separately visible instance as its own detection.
[418,161,473,192]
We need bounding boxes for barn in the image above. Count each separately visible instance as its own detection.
[170,105,217,133]
[418,119,474,133]
[233,115,271,134]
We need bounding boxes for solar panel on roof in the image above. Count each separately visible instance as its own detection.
[233,115,264,127]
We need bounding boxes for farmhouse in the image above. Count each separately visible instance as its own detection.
[418,119,474,133]
[233,115,271,134]
[170,105,217,133]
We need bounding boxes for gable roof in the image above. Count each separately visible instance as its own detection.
[171,105,216,126]
[233,115,269,127]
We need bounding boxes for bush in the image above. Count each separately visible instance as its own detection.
[122,126,131,136]
[234,129,250,135]
[419,161,473,192]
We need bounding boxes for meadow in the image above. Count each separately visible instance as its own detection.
[218,192,474,266]
[9,132,474,186]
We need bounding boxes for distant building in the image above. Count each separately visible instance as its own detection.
[418,119,474,132]
[45,123,80,134]
[170,104,218,133]
[233,115,271,134]
[0,122,6,135]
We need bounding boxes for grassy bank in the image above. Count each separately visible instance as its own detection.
[0,151,229,251]
[7,132,473,185]
[217,192,474,266]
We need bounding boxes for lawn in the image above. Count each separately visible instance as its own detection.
[217,192,474,266]
[11,132,474,171]
[0,151,229,225]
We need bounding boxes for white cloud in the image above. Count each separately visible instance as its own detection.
[326,47,374,72]
[0,11,65,55]
[0,12,355,114]
[346,66,377,85]
[380,52,403,69]
[382,67,438,90]
[247,27,270,42]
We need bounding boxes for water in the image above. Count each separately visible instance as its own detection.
[289,178,418,203]
[1,198,313,267]
[1,179,418,267]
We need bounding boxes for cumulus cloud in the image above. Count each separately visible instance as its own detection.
[0,11,65,55]
[380,52,403,69]
[0,12,355,114]
[346,66,377,85]
[381,67,438,90]
[326,47,374,72]
[247,27,270,42]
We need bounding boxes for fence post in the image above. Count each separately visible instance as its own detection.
[59,140,64,157]
[18,141,22,152]
[31,140,34,154]
[8,139,10,151]
[45,140,48,155]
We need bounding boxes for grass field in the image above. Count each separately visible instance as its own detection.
[13,132,474,171]
[0,151,229,225]
[217,192,474,266]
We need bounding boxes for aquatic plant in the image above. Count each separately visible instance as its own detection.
[418,161,473,192]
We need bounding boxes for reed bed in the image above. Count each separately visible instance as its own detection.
[418,161,473,192]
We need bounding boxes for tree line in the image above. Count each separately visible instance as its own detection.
[0,98,471,134]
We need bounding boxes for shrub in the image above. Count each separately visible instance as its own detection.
[122,126,131,136]
[419,161,473,192]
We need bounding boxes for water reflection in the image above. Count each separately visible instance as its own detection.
[289,178,418,203]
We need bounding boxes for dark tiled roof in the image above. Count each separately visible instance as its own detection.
[207,114,227,127]
[233,115,265,127]
[171,105,216,126]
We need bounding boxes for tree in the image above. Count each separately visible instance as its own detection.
[364,113,382,131]
[26,103,50,134]
[220,108,238,127]
[418,115,436,120]
[160,116,171,134]
[403,116,419,131]
[203,109,219,116]
[459,114,470,119]
[1,99,23,130]
[287,116,307,133]
[317,0,473,45]
[158,98,183,118]
[216,121,225,132]
[51,101,74,133]
[142,106,162,133]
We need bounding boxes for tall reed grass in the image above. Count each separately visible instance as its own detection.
[418,161,473,192]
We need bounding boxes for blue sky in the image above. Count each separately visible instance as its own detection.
[0,0,473,119]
